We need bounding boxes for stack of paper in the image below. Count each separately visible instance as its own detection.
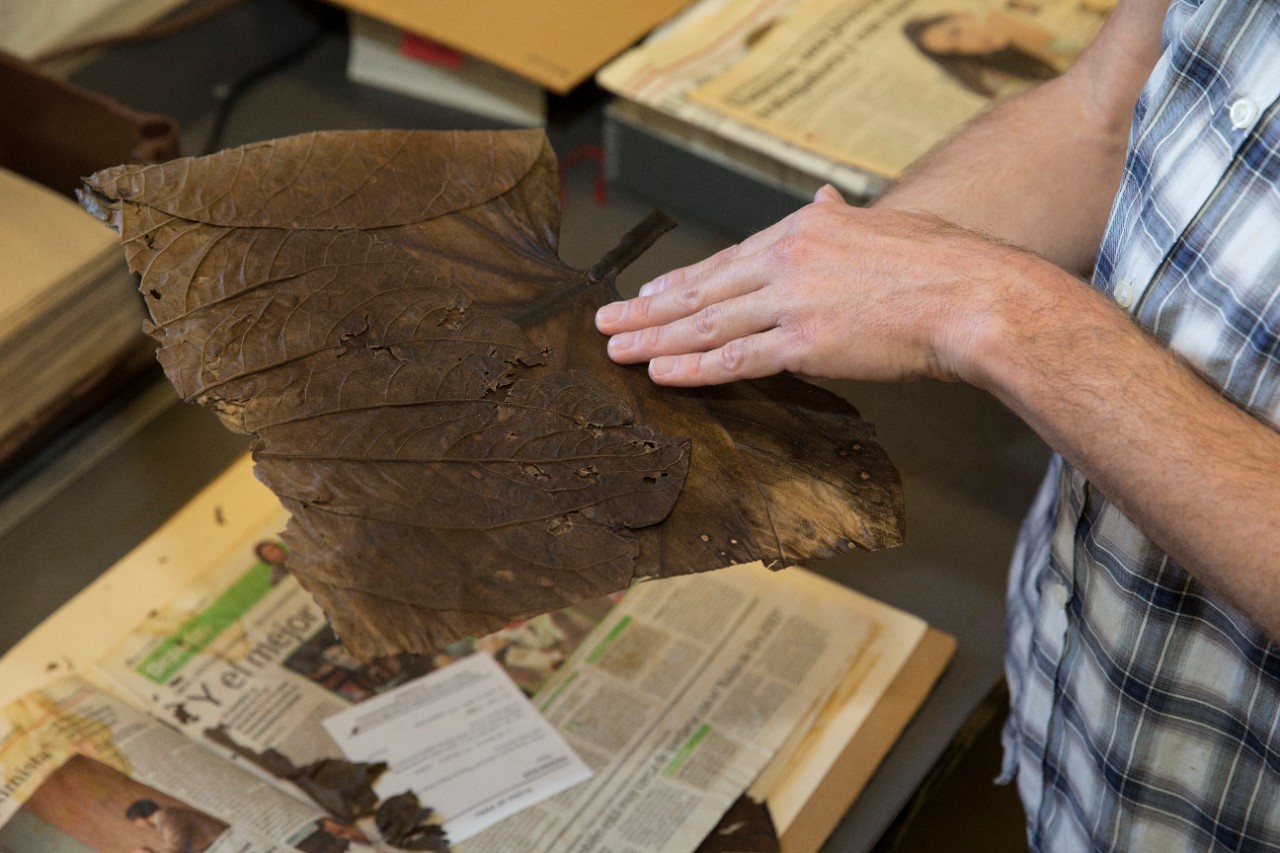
[598,0,1111,201]
[0,168,148,468]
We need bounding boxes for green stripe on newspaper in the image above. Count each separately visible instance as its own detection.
[538,669,579,714]
[663,724,711,778]
[585,615,632,665]
[136,563,274,684]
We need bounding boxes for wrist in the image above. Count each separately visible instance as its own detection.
[935,243,1075,393]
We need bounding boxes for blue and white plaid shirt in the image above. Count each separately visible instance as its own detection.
[1001,1,1280,849]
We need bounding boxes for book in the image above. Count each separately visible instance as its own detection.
[0,455,953,852]
[346,15,546,127]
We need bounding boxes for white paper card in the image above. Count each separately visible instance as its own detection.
[323,652,593,842]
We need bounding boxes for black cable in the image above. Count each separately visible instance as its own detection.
[202,18,331,155]
[33,0,339,158]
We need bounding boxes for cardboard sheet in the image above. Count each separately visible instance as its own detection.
[325,0,694,93]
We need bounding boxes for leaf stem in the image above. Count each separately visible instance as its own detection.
[507,209,678,327]
[587,209,678,284]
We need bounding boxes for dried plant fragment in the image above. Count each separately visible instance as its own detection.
[205,727,451,851]
[204,725,385,824]
[82,129,904,657]
[377,792,451,852]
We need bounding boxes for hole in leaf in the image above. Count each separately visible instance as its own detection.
[521,463,548,480]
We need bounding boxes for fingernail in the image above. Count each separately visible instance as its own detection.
[596,302,623,326]
[608,332,633,353]
[649,357,673,376]
[638,281,659,297]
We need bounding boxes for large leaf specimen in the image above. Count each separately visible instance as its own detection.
[81,130,904,658]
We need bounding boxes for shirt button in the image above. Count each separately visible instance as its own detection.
[1048,582,1070,608]
[1113,279,1135,308]
[1229,97,1259,129]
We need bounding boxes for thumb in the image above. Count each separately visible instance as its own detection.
[813,183,846,205]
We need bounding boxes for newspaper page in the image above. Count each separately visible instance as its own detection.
[599,0,1110,191]
[454,563,873,853]
[94,514,616,835]
[597,0,893,200]
[0,676,376,853]
[5,454,933,852]
[687,0,1112,178]
[96,517,388,768]
[94,508,875,853]
[323,652,594,843]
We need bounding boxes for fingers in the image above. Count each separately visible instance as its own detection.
[597,189,847,337]
[595,241,762,336]
[646,328,792,386]
[633,223,780,299]
[594,195,852,384]
[604,288,775,365]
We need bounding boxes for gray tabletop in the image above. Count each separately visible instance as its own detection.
[0,2,1051,848]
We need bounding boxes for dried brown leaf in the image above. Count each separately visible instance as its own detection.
[82,129,903,657]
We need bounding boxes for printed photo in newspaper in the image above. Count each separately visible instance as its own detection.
[0,676,373,853]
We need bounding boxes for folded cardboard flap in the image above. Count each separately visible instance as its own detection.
[0,48,179,198]
[326,0,693,94]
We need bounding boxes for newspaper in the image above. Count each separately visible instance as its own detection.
[455,562,871,852]
[599,0,1110,189]
[599,0,893,200]
[0,676,370,853]
[91,513,611,844]
[6,483,879,852]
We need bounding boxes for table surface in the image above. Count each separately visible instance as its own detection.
[0,2,1052,849]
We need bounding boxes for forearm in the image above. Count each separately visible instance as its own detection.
[969,260,1280,637]
[875,78,1128,273]
[877,0,1166,274]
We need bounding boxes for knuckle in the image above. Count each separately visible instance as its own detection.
[777,310,805,337]
[713,242,743,267]
[791,202,828,230]
[776,311,815,351]
[720,338,747,372]
[692,305,718,336]
[768,231,806,265]
[678,283,702,310]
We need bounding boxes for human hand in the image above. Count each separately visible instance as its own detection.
[595,185,1030,387]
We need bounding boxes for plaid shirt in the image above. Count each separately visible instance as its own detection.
[1002,2,1280,850]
